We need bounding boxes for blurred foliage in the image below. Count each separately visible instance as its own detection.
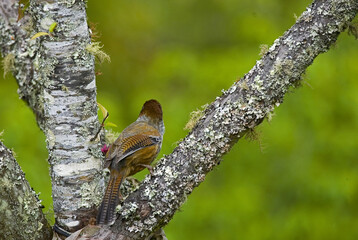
[1,0,358,238]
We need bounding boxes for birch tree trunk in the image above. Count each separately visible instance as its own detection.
[0,0,357,239]
[0,0,103,235]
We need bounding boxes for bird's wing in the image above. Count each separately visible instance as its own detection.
[105,134,161,166]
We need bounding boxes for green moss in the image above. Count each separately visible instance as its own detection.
[348,21,358,39]
[105,129,120,143]
[239,79,249,90]
[61,85,69,92]
[85,42,110,63]
[259,44,269,57]
[245,128,264,152]
[46,129,56,149]
[2,53,15,78]
[184,104,208,131]
[265,109,275,123]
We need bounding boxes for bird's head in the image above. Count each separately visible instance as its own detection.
[138,99,164,135]
[139,99,163,121]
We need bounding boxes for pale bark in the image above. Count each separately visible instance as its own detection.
[0,0,103,234]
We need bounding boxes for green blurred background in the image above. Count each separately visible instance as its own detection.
[1,0,358,238]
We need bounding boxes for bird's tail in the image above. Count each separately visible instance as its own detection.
[97,172,124,225]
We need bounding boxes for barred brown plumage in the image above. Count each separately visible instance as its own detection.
[97,99,164,225]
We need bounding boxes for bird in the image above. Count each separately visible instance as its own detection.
[96,99,164,225]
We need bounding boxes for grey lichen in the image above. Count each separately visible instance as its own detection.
[0,142,52,239]
[143,185,157,200]
[33,56,59,86]
[89,142,105,160]
[39,17,55,32]
[121,202,140,220]
[80,182,102,207]
[22,190,43,221]
[58,0,79,8]
[72,42,95,67]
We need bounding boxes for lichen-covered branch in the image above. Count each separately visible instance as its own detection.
[0,141,52,239]
[81,0,357,239]
[0,0,103,234]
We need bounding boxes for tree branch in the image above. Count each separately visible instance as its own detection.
[0,141,52,239]
[81,0,357,239]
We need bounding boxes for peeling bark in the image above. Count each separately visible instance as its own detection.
[0,141,52,239]
[0,0,103,234]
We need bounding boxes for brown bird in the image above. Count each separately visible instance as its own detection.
[97,99,164,225]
